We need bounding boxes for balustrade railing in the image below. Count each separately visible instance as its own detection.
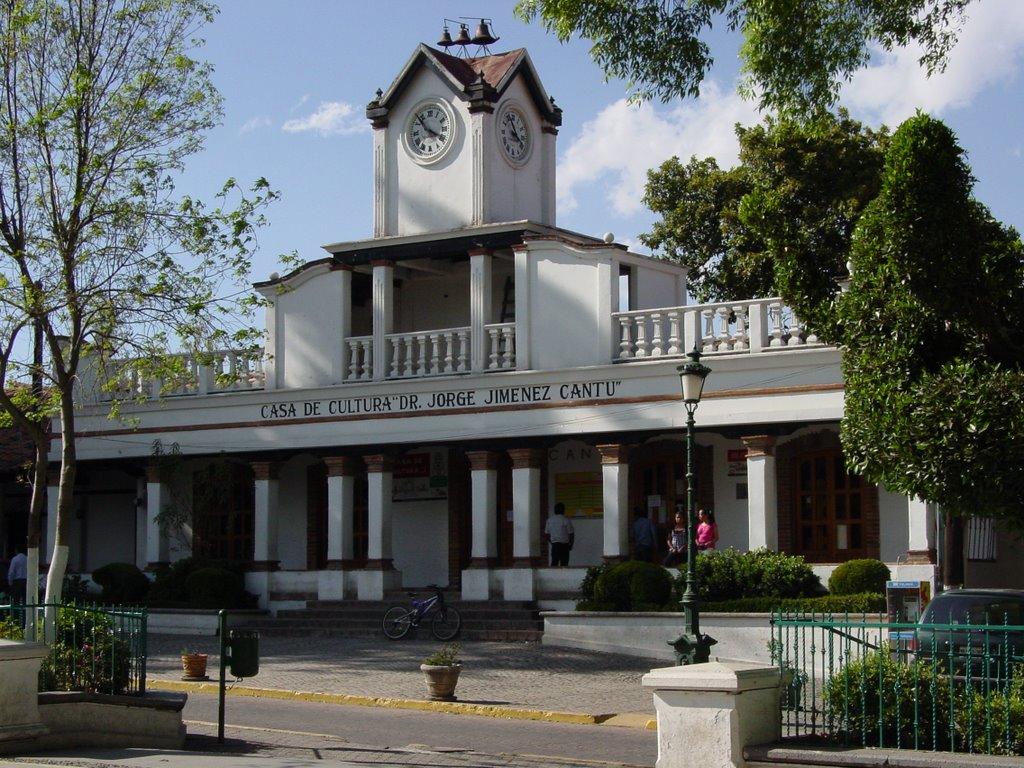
[612,298,823,361]
[345,322,516,381]
[101,349,265,401]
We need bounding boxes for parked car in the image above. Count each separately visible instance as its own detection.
[914,588,1024,682]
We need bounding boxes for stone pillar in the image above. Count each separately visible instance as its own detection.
[906,496,937,564]
[469,249,492,373]
[371,260,394,381]
[322,456,358,600]
[642,661,785,768]
[250,461,280,570]
[505,447,543,601]
[598,443,630,562]
[463,450,499,600]
[741,435,777,550]
[0,640,49,742]
[360,454,400,600]
[144,464,170,568]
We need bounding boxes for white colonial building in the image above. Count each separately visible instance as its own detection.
[32,39,1020,611]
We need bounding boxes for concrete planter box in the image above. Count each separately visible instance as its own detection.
[147,608,266,635]
[542,611,779,663]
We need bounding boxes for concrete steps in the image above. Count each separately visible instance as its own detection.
[248,597,544,641]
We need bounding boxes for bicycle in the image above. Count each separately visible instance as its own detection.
[381,584,462,640]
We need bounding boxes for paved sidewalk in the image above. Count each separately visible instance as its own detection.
[5,634,664,768]
[144,633,660,725]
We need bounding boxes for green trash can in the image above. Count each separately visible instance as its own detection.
[228,629,259,678]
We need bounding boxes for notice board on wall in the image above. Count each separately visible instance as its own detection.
[554,471,602,517]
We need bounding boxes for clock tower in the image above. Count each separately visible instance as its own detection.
[366,43,562,238]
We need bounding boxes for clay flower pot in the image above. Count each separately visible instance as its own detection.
[181,652,209,680]
[420,663,461,701]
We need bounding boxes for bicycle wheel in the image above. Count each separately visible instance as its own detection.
[382,605,415,639]
[431,606,461,640]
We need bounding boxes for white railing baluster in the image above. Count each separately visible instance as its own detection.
[456,330,468,373]
[649,312,664,356]
[667,310,681,356]
[618,316,634,359]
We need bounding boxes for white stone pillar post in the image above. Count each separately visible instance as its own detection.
[741,435,777,550]
[469,249,492,373]
[463,450,499,600]
[371,260,394,381]
[505,448,543,601]
[598,443,630,561]
[361,454,400,600]
[322,456,357,601]
[642,661,785,768]
[144,464,170,568]
[251,461,280,568]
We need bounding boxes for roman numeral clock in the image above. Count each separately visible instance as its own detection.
[366,42,561,238]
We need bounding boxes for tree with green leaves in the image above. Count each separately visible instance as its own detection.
[838,113,1024,531]
[641,112,887,311]
[0,0,276,614]
[515,0,972,118]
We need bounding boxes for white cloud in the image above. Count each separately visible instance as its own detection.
[557,81,760,216]
[239,115,272,134]
[282,101,369,137]
[842,0,1024,126]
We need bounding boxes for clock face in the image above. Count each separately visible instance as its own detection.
[406,101,454,161]
[499,107,531,163]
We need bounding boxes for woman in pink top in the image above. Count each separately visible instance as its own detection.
[695,509,718,551]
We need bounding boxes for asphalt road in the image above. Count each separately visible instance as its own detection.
[184,688,658,767]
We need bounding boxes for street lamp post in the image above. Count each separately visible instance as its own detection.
[672,346,714,665]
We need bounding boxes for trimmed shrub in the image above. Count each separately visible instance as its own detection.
[184,566,250,609]
[593,561,673,611]
[824,647,951,750]
[576,562,614,610]
[828,558,891,596]
[90,562,150,605]
[703,592,887,614]
[148,557,251,608]
[672,548,822,602]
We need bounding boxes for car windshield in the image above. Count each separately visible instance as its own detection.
[922,595,1024,626]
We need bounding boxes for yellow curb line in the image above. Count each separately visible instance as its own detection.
[150,679,657,729]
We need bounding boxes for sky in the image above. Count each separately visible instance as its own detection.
[180,1,1024,284]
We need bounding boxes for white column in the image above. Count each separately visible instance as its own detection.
[742,435,778,550]
[251,461,280,567]
[144,465,170,566]
[505,448,542,601]
[469,249,492,373]
[322,456,357,601]
[360,454,399,600]
[325,456,356,565]
[371,260,394,381]
[906,496,938,565]
[463,451,499,600]
[598,444,630,560]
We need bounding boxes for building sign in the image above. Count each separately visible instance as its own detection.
[393,449,448,501]
[554,471,602,517]
[258,379,624,421]
[727,449,747,476]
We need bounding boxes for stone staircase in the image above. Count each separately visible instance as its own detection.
[246,596,544,641]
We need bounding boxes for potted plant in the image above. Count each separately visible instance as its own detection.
[420,642,461,701]
[181,647,209,680]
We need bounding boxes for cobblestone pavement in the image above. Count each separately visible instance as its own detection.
[145,633,660,722]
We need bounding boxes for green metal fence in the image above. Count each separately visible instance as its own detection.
[0,601,148,696]
[771,611,1024,756]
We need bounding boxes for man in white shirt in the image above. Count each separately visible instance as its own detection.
[543,503,575,567]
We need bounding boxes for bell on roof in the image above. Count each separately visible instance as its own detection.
[471,19,498,46]
[453,24,472,45]
[438,25,454,48]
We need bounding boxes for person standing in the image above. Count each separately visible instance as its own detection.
[631,507,657,562]
[696,509,719,552]
[7,546,27,604]
[662,508,688,567]
[544,503,575,567]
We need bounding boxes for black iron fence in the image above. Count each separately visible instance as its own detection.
[0,601,147,695]
[771,611,1024,756]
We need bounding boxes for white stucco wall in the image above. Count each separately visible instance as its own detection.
[392,500,448,587]
[274,266,347,389]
